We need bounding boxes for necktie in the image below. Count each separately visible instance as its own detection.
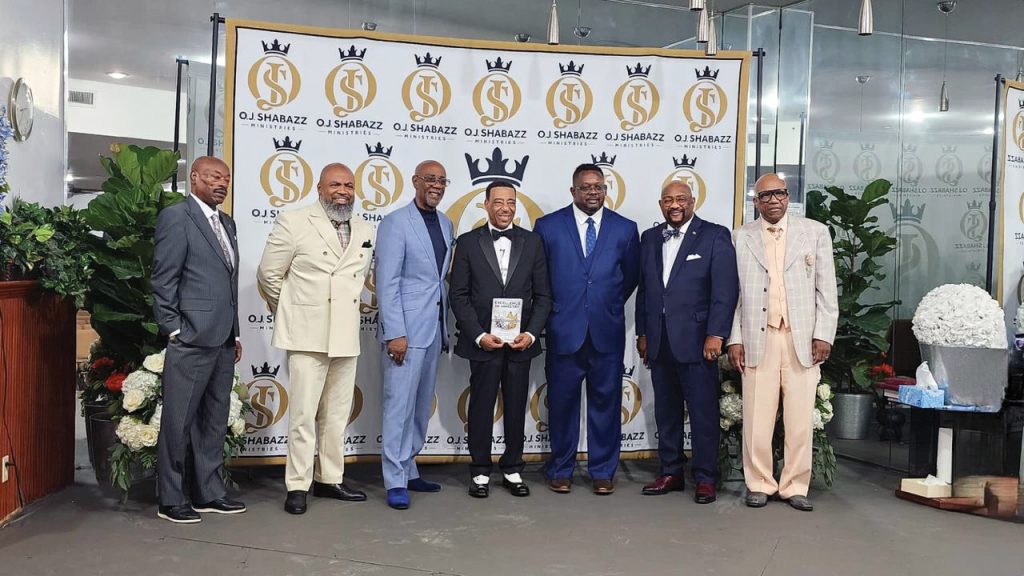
[662,227,681,241]
[767,225,782,240]
[585,217,597,258]
[491,228,512,242]
[210,214,234,271]
[331,219,351,250]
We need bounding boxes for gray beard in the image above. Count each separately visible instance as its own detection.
[321,199,353,222]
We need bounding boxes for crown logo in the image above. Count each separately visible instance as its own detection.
[966,199,984,211]
[673,154,698,169]
[365,142,393,158]
[339,45,367,61]
[695,66,720,81]
[251,362,281,378]
[465,147,529,185]
[623,366,636,379]
[942,145,958,153]
[486,57,513,73]
[890,200,925,223]
[559,60,584,76]
[261,39,291,56]
[273,136,301,152]
[860,143,875,151]
[591,152,616,167]
[819,140,834,149]
[414,52,442,68]
[903,143,918,153]
[627,62,652,78]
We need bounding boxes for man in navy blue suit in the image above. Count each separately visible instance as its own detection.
[635,181,738,504]
[534,163,640,495]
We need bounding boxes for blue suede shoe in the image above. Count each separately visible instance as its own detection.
[407,478,442,493]
[387,488,410,510]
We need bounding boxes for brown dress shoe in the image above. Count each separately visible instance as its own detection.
[693,482,717,504]
[548,478,572,493]
[642,474,684,495]
[592,479,615,495]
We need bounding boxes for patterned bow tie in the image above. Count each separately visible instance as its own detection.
[491,228,512,241]
[662,227,682,241]
[766,225,783,239]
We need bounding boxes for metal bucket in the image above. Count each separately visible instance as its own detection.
[830,392,874,440]
[918,344,1007,410]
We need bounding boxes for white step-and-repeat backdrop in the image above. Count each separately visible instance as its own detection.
[222,19,749,462]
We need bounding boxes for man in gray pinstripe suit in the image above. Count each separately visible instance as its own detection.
[152,156,245,524]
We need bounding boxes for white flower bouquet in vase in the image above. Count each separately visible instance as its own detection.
[911,284,1008,410]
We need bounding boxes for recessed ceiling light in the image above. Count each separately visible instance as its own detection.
[106,72,130,80]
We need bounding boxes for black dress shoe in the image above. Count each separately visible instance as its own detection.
[193,497,246,514]
[285,491,307,515]
[158,504,201,524]
[502,478,530,497]
[468,482,489,498]
[312,482,367,502]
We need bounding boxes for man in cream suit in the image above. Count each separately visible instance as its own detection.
[257,163,374,515]
[727,173,838,512]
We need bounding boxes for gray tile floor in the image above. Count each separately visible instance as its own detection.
[1,437,1022,576]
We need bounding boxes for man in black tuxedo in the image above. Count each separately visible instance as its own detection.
[450,179,552,498]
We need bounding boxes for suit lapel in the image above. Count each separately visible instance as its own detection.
[505,226,525,286]
[219,212,239,271]
[477,227,503,285]
[784,218,806,271]
[186,197,232,272]
[406,202,438,276]
[654,223,665,282]
[587,210,610,268]
[562,207,586,265]
[743,224,768,270]
[667,216,702,286]
[310,202,343,260]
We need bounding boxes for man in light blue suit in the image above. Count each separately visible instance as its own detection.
[375,160,454,510]
[534,162,640,495]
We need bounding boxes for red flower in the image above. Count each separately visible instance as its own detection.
[869,363,895,379]
[105,372,127,393]
[91,357,114,370]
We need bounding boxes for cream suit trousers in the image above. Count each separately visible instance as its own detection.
[285,351,357,491]
[741,325,819,498]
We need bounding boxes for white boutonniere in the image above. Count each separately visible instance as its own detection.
[804,254,814,277]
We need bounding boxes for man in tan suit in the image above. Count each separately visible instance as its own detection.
[727,173,837,512]
[257,163,374,515]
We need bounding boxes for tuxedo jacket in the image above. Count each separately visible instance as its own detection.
[635,215,739,364]
[450,224,552,362]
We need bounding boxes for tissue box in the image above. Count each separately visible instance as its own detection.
[900,478,952,499]
[898,385,945,408]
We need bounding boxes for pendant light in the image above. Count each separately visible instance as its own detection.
[696,6,709,44]
[573,0,591,40]
[858,0,873,36]
[547,1,560,45]
[705,10,717,56]
[937,1,955,112]
[690,0,705,10]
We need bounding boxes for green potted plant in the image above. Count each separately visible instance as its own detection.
[806,179,899,440]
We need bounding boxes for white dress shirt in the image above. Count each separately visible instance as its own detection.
[171,196,237,342]
[662,217,693,287]
[476,223,534,348]
[572,203,604,257]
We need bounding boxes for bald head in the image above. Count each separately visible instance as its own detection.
[412,159,448,211]
[753,172,789,224]
[317,162,355,208]
[190,156,230,208]
[660,180,695,227]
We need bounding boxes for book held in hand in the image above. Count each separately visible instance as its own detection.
[490,298,523,343]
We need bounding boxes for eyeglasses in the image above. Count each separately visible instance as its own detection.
[660,195,692,207]
[575,184,608,193]
[756,188,789,202]
[416,175,451,187]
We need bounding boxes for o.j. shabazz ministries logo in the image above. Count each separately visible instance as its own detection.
[592,152,627,210]
[621,367,642,426]
[245,363,289,433]
[530,383,550,433]
[457,386,504,433]
[614,62,660,131]
[935,145,963,187]
[473,56,522,127]
[325,45,377,118]
[260,136,313,208]
[812,140,839,185]
[348,385,363,425]
[663,154,707,210]
[546,60,593,129]
[683,66,728,133]
[401,52,452,122]
[248,39,301,111]
[354,142,403,212]
[447,147,544,235]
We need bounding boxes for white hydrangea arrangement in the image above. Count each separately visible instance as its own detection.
[912,284,1007,349]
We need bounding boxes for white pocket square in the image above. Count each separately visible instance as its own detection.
[686,254,702,261]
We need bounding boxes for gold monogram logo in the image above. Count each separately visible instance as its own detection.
[663,155,707,210]
[457,386,504,432]
[325,46,377,118]
[452,148,543,236]
[592,153,627,210]
[621,376,643,426]
[348,385,363,425]
[401,53,452,122]
[259,137,314,207]
[360,258,378,315]
[1014,107,1024,152]
[245,363,289,433]
[683,67,728,133]
[613,63,660,131]
[529,383,550,433]
[472,57,522,127]
[355,143,404,211]
[247,39,301,111]
[545,61,593,128]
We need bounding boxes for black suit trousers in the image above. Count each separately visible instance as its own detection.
[468,350,531,476]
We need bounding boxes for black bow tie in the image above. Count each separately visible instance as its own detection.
[662,226,682,241]
[491,228,512,241]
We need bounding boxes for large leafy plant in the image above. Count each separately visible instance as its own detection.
[806,179,898,393]
[82,145,184,365]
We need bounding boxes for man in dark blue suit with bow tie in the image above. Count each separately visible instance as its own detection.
[534,163,640,495]
[635,181,738,504]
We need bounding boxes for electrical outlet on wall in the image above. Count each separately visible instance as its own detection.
[2,455,9,483]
